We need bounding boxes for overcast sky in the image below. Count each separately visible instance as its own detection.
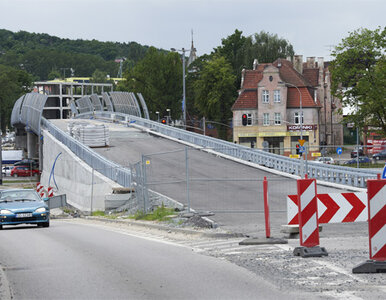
[0,0,385,61]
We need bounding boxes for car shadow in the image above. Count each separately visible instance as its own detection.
[0,225,45,231]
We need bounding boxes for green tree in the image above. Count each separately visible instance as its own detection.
[330,27,386,136]
[118,47,182,120]
[91,69,109,83]
[243,31,294,66]
[214,29,246,76]
[47,69,61,80]
[214,30,294,88]
[194,56,236,140]
[0,65,33,133]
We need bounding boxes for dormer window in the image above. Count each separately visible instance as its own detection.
[262,90,269,103]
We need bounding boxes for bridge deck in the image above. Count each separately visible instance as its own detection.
[49,119,356,237]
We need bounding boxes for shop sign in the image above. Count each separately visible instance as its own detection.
[287,124,317,131]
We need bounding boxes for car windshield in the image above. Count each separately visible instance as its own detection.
[0,190,41,202]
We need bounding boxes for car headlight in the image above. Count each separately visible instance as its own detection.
[0,209,13,215]
[35,207,47,213]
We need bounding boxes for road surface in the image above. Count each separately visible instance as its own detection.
[0,220,310,300]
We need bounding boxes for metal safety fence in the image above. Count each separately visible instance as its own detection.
[131,146,303,235]
[136,147,294,212]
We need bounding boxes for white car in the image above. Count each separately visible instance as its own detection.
[2,166,12,177]
[314,157,334,164]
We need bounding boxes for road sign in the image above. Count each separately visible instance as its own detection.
[298,139,306,146]
[287,192,367,225]
[336,147,343,155]
[298,146,305,153]
[382,163,386,179]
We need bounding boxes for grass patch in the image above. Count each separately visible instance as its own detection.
[129,205,176,222]
[91,211,106,217]
[3,179,37,183]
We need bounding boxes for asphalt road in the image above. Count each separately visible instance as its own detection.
[51,120,355,236]
[0,220,303,300]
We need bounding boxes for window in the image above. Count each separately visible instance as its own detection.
[263,113,269,126]
[274,90,281,103]
[294,112,304,124]
[262,90,269,103]
[274,113,281,125]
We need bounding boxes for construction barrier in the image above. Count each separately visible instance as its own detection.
[36,182,45,198]
[47,186,54,198]
[293,176,328,257]
[287,192,367,225]
[263,177,270,238]
[353,176,386,273]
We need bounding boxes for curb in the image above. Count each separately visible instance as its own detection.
[85,216,245,239]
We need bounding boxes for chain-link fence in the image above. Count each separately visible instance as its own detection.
[138,148,293,209]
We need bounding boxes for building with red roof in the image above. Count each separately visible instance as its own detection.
[232,55,343,157]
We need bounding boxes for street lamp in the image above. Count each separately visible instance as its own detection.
[285,82,303,140]
[155,111,160,123]
[171,47,195,128]
[284,82,305,177]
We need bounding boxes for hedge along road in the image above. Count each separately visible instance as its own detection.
[51,119,358,237]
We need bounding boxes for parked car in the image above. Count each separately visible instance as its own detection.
[10,166,40,177]
[0,189,49,229]
[2,166,12,177]
[14,159,39,168]
[344,156,371,165]
[314,157,334,164]
[372,149,386,161]
[350,146,364,158]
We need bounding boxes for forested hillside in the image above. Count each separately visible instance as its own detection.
[0,29,150,80]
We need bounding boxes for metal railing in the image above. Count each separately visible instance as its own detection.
[41,117,132,187]
[74,111,380,188]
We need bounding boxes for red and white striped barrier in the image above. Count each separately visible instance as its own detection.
[47,186,54,198]
[287,192,367,225]
[36,182,45,198]
[353,176,386,273]
[293,177,328,257]
[368,179,386,261]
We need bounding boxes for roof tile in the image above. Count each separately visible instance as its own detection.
[232,89,257,110]
[287,87,321,108]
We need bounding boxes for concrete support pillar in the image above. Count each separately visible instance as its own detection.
[27,131,38,159]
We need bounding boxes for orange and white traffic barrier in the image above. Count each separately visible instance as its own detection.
[353,175,386,273]
[47,186,54,198]
[293,176,328,257]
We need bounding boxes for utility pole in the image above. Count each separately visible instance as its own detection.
[0,112,2,185]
